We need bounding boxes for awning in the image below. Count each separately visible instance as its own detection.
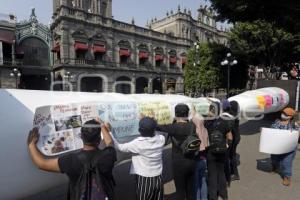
[139,51,148,59]
[0,30,15,44]
[182,57,187,64]
[119,49,130,57]
[93,45,106,53]
[155,54,164,61]
[169,56,177,64]
[51,44,60,52]
[74,42,88,51]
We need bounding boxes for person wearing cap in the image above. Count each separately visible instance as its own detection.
[156,103,197,200]
[108,117,165,200]
[270,107,299,186]
[27,119,116,200]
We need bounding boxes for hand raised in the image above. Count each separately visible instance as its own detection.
[27,127,40,146]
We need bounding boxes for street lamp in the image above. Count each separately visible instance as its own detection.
[221,53,238,98]
[10,68,21,89]
[193,42,200,67]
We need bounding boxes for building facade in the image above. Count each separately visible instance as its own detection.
[0,10,52,90]
[51,0,228,94]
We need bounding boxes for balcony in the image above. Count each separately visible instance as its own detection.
[1,59,23,66]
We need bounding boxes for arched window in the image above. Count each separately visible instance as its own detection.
[169,50,177,68]
[138,44,149,66]
[118,40,131,65]
[154,47,164,67]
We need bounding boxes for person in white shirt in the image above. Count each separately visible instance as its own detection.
[104,117,165,200]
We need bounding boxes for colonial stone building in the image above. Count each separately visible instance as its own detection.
[0,10,52,90]
[51,0,228,94]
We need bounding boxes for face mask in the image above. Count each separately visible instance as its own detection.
[281,113,291,120]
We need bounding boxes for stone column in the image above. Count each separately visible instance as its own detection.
[0,41,3,65]
[131,76,136,94]
[115,46,120,67]
[148,78,153,94]
[136,49,139,68]
[61,27,70,64]
[11,41,15,65]
[161,75,166,94]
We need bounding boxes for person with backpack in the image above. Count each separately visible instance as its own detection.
[156,103,198,200]
[228,101,241,181]
[205,100,233,200]
[270,107,299,186]
[27,119,117,200]
[107,117,165,200]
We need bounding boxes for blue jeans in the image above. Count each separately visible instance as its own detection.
[193,159,208,200]
[271,149,297,178]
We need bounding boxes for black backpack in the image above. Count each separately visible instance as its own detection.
[74,153,115,200]
[208,119,228,154]
[173,122,201,158]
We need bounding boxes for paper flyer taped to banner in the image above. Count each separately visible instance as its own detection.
[259,128,299,155]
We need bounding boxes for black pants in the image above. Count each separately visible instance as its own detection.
[135,175,163,200]
[229,143,239,176]
[207,151,227,200]
[172,159,196,200]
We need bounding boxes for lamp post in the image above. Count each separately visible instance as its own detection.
[193,41,200,67]
[193,41,201,96]
[10,68,21,89]
[221,53,238,98]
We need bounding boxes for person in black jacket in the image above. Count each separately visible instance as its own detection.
[228,101,241,181]
[156,103,197,200]
[205,100,233,200]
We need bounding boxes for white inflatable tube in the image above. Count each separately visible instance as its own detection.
[0,87,289,199]
[229,87,289,118]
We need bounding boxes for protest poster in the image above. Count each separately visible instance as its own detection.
[138,101,172,125]
[107,102,139,138]
[191,99,210,116]
[259,128,299,155]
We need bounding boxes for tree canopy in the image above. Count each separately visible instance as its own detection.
[229,20,300,67]
[210,0,300,33]
[184,43,227,96]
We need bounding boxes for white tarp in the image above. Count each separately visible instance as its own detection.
[259,128,299,154]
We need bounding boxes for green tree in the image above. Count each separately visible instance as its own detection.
[229,20,300,67]
[210,0,300,33]
[184,43,227,96]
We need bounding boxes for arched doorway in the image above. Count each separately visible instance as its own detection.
[135,77,148,94]
[152,77,162,94]
[115,76,131,94]
[81,77,103,92]
[166,78,176,94]
[19,37,49,66]
[18,37,51,90]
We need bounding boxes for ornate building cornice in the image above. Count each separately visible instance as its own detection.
[15,8,52,46]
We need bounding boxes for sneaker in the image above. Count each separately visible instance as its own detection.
[282,177,291,186]
[231,174,240,181]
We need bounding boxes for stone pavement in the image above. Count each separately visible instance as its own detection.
[24,119,300,200]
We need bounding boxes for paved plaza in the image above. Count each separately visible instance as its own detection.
[24,118,300,200]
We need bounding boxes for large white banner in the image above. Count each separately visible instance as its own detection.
[259,128,299,154]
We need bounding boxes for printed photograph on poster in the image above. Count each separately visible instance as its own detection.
[40,131,75,155]
[54,115,82,131]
